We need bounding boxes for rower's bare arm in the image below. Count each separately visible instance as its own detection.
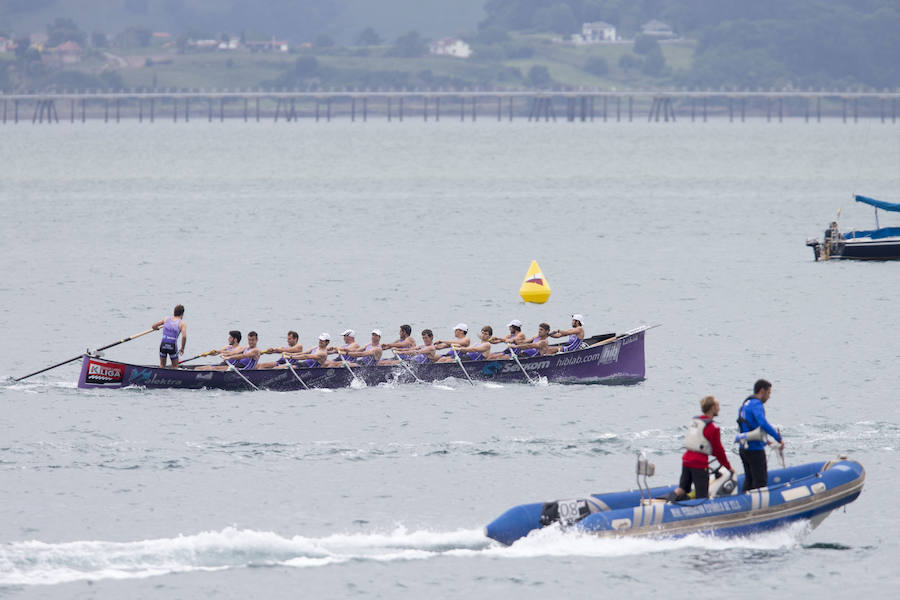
[151,319,165,330]
[552,327,582,337]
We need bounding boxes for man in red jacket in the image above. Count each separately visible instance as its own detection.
[672,395,735,500]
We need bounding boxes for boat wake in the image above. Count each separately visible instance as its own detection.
[0,523,811,587]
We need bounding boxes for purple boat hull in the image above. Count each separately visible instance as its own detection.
[77,328,648,392]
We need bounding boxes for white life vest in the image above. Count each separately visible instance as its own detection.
[683,417,713,454]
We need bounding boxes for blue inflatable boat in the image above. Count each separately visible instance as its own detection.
[485,456,865,545]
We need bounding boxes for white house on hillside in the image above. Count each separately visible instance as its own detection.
[428,37,472,58]
[581,21,616,42]
[641,20,674,37]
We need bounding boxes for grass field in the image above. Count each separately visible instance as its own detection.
[4,36,697,92]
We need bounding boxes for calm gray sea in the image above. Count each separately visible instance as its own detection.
[1,119,898,599]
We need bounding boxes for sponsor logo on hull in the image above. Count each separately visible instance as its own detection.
[85,359,125,387]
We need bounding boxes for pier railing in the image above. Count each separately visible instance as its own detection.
[2,90,898,124]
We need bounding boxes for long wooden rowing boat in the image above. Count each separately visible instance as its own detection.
[77,327,650,391]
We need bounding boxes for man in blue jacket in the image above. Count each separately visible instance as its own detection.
[737,379,785,491]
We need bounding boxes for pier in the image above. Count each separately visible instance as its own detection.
[2,90,898,124]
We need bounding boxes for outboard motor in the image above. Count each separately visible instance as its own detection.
[708,466,737,497]
[636,450,655,504]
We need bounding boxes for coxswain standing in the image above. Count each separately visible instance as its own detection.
[152,304,187,368]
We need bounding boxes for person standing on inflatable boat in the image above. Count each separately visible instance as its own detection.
[672,395,734,501]
[737,379,784,492]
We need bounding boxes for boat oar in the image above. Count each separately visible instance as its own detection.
[393,350,425,384]
[179,351,212,365]
[451,346,475,386]
[282,354,310,390]
[14,329,155,382]
[507,343,537,385]
[225,359,260,391]
[340,355,365,387]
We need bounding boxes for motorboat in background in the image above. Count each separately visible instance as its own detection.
[806,195,900,260]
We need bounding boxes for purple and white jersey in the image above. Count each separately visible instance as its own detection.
[230,350,258,370]
[354,344,377,366]
[161,317,181,344]
[562,334,584,353]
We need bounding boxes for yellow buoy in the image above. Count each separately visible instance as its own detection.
[519,260,551,304]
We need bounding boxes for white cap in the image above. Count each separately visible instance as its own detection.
[318,332,330,341]
[454,323,468,332]
[507,319,522,328]
[371,329,382,337]
[341,329,355,337]
[572,314,584,324]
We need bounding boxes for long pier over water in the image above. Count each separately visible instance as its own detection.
[3,90,898,124]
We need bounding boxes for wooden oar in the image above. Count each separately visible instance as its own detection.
[507,343,537,385]
[282,354,310,390]
[14,329,155,382]
[224,358,260,391]
[178,351,211,365]
[340,355,365,387]
[450,346,475,386]
[392,350,425,384]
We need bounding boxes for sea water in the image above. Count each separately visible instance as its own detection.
[0,119,898,598]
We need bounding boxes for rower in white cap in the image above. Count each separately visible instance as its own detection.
[325,329,360,366]
[434,323,471,360]
[487,319,528,359]
[290,333,331,367]
[550,314,587,352]
[342,329,383,366]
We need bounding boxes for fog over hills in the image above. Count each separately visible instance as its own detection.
[0,0,486,42]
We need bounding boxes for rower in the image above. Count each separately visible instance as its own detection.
[382,325,417,353]
[325,329,360,366]
[196,330,243,370]
[487,320,526,359]
[395,329,438,364]
[510,322,552,357]
[197,331,260,371]
[343,330,383,366]
[290,333,330,367]
[151,304,187,368]
[438,326,492,362]
[550,314,587,352]
[435,324,470,360]
[257,330,303,369]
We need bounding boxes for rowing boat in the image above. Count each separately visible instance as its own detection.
[76,326,650,391]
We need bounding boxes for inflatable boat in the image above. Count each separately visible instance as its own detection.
[485,455,865,545]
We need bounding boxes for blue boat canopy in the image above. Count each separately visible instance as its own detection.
[855,195,900,213]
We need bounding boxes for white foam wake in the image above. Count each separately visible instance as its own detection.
[0,523,808,586]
